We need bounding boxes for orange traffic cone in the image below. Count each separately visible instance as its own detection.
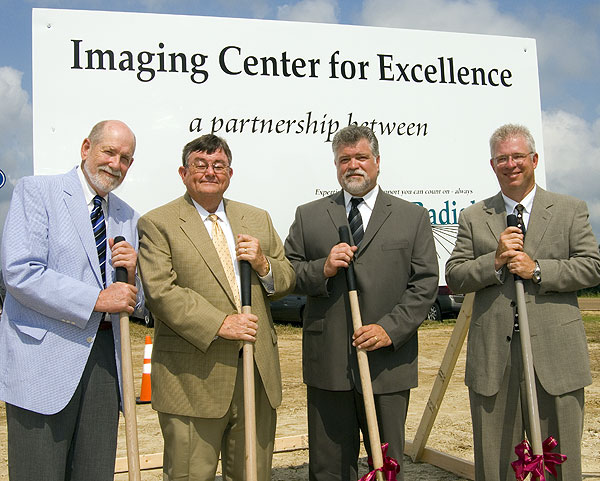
[136,335,152,404]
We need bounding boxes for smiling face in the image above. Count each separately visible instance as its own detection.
[490,134,538,202]
[335,137,380,197]
[178,148,232,212]
[80,120,135,197]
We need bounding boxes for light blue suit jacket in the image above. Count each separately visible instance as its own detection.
[0,167,141,415]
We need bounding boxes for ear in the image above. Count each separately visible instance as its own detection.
[81,138,91,161]
[178,165,187,182]
[532,153,539,169]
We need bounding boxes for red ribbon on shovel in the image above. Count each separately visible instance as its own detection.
[360,443,400,481]
[511,436,567,481]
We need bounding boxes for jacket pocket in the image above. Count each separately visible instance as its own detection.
[155,335,197,353]
[303,318,324,333]
[381,241,409,251]
[11,321,48,341]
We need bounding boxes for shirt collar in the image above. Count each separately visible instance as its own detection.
[344,184,379,210]
[191,198,226,221]
[502,185,536,215]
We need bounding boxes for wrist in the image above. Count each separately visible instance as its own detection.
[258,257,270,277]
[531,260,541,284]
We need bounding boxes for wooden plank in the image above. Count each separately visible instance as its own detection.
[410,292,474,462]
[406,439,474,479]
[114,434,310,473]
[578,297,600,311]
[116,432,600,479]
[115,452,162,473]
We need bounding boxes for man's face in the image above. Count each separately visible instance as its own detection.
[81,122,135,196]
[335,138,380,197]
[490,135,538,201]
[178,148,232,205]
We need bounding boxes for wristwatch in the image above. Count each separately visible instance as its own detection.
[532,260,541,284]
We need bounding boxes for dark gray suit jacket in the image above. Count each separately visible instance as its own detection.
[285,189,439,394]
[446,187,600,397]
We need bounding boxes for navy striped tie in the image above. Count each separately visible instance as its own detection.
[348,197,364,246]
[91,195,107,287]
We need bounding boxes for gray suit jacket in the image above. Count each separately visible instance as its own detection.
[446,187,600,397]
[285,190,439,393]
[138,194,295,418]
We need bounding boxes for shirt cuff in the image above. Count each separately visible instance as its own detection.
[258,259,275,295]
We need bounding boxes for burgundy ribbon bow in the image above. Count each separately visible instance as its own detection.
[511,436,567,481]
[359,443,400,481]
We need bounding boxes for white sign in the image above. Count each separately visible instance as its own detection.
[32,9,545,283]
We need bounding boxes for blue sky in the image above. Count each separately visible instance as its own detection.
[1,0,599,235]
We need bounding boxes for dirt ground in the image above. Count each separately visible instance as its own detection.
[1,315,600,481]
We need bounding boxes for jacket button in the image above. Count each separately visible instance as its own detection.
[506,336,511,342]
[86,336,94,343]
[510,301,516,307]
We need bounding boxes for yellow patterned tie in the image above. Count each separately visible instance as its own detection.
[208,214,241,312]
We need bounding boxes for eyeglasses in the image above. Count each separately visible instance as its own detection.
[187,161,230,174]
[493,152,534,166]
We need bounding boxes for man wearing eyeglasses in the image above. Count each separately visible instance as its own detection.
[446,123,600,481]
[137,134,295,481]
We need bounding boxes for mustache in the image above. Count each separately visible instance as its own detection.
[99,165,122,178]
[344,168,366,179]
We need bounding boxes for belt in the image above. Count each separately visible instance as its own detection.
[98,320,112,330]
[98,313,112,330]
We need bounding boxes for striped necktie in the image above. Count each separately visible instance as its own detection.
[348,197,364,246]
[91,195,107,287]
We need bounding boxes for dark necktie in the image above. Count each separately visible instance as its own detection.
[515,204,526,235]
[513,203,526,332]
[91,195,107,287]
[348,197,364,246]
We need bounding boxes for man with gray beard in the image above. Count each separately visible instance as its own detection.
[0,120,142,481]
[285,125,438,480]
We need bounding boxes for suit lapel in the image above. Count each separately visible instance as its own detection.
[325,191,349,240]
[358,190,392,255]
[225,199,247,238]
[483,192,508,243]
[178,194,237,306]
[62,168,103,287]
[525,188,553,258]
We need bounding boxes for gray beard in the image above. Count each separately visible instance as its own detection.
[83,163,121,194]
[341,173,372,196]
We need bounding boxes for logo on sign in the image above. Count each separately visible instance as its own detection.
[0,169,5,189]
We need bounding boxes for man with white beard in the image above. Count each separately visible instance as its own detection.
[0,120,142,481]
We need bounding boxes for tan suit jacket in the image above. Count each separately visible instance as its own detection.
[138,194,295,418]
[446,187,600,397]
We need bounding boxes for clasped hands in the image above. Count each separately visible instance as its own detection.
[495,226,535,279]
